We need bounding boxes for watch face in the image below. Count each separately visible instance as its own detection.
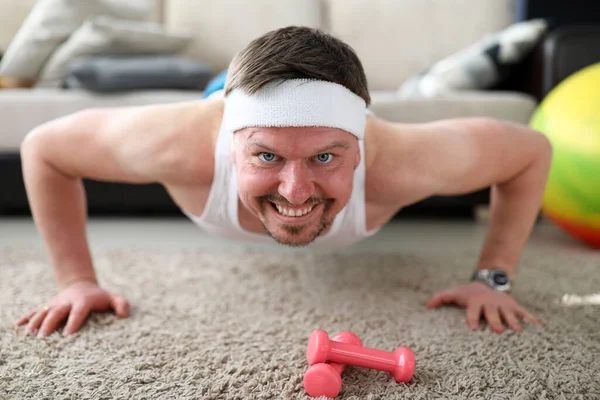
[492,272,509,286]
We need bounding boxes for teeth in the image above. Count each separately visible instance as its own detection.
[275,204,314,217]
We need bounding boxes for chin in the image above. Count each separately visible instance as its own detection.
[259,205,331,247]
[252,195,340,246]
[266,224,326,247]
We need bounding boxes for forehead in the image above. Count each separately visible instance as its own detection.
[240,126,354,149]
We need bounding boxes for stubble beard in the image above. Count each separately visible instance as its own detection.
[258,195,333,247]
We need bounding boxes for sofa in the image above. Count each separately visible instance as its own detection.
[0,0,581,217]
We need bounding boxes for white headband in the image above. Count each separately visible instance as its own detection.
[222,79,367,140]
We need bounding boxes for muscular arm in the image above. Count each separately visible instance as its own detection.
[378,117,552,277]
[20,101,214,289]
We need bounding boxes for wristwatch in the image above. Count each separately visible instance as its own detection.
[471,269,512,293]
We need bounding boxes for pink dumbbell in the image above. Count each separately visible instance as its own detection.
[307,329,415,383]
[303,331,363,398]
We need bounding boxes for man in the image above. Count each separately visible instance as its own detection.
[15,26,550,338]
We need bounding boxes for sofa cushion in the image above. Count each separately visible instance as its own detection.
[0,89,204,151]
[0,0,164,54]
[64,55,215,92]
[163,0,324,70]
[327,0,515,91]
[369,90,538,125]
[0,0,37,53]
[397,19,548,98]
[36,15,192,88]
[0,0,159,83]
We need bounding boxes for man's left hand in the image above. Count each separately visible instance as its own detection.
[425,281,540,333]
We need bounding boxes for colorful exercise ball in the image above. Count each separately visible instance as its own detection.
[529,62,600,248]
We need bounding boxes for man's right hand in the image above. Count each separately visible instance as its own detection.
[15,280,129,337]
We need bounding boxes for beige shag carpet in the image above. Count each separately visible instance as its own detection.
[1,243,599,399]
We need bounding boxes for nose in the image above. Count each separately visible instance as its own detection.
[278,161,315,205]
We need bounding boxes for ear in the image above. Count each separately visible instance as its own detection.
[355,145,361,169]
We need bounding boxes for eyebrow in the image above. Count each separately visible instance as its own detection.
[245,139,351,154]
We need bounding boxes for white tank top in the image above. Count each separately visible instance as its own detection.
[181,91,380,249]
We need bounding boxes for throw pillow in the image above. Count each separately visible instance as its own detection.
[0,0,156,82]
[36,16,193,88]
[64,55,215,92]
[397,19,549,98]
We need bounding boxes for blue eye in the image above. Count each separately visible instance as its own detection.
[258,152,277,162]
[316,153,333,163]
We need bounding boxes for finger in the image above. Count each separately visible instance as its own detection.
[426,292,453,308]
[516,306,541,325]
[466,302,483,331]
[483,304,505,333]
[15,310,37,326]
[63,303,90,336]
[25,307,50,335]
[109,293,130,318]
[499,306,522,333]
[38,305,71,337]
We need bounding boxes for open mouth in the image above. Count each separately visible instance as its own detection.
[269,201,320,221]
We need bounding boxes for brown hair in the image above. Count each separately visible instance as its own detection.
[224,26,370,106]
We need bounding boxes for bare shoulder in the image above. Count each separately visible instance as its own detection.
[130,97,223,187]
[363,115,448,227]
[156,97,224,213]
[23,96,224,189]
[364,115,549,228]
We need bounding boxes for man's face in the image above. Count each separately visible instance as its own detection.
[233,126,360,247]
